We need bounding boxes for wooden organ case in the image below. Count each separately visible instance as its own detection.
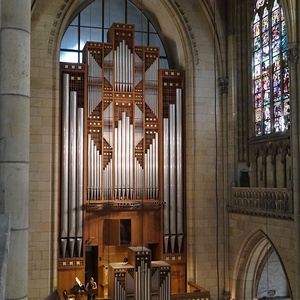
[59,23,185,298]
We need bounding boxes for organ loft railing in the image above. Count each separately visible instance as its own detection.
[58,23,186,298]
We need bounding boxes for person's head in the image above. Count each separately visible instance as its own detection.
[90,277,94,283]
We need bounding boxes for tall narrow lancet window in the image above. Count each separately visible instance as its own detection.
[253,0,290,136]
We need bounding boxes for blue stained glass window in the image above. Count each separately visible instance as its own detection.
[252,0,290,136]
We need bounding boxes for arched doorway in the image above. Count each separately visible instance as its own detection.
[233,230,291,300]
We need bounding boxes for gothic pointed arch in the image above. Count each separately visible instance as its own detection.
[233,229,291,299]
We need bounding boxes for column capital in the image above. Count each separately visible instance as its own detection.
[287,43,299,64]
[218,77,229,95]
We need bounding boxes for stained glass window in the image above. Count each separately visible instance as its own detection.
[252,0,290,136]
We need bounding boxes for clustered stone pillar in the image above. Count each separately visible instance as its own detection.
[287,42,300,299]
[0,0,31,299]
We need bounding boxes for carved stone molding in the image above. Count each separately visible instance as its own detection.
[48,0,72,54]
[171,0,200,65]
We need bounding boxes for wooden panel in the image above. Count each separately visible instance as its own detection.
[85,213,99,246]
[58,268,85,294]
[143,210,161,244]
[170,264,186,294]
[103,219,120,246]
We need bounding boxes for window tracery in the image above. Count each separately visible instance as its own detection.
[253,0,290,136]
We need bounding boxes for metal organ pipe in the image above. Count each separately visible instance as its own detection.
[76,107,84,256]
[136,266,140,299]
[134,53,143,88]
[113,112,134,199]
[129,125,133,199]
[104,159,112,199]
[114,40,133,92]
[163,118,170,253]
[114,277,118,300]
[121,112,126,197]
[114,125,119,198]
[154,132,158,198]
[135,158,143,199]
[147,264,151,299]
[95,144,99,199]
[87,134,91,199]
[145,133,159,199]
[121,40,124,91]
[89,134,93,199]
[87,134,103,200]
[61,74,69,258]
[114,44,118,91]
[88,51,102,83]
[145,58,159,118]
[163,93,183,254]
[169,104,176,253]
[69,91,77,257]
[117,119,122,198]
[166,272,171,300]
[125,115,130,196]
[134,104,144,199]
[146,144,150,199]
[176,89,184,253]
[88,51,102,117]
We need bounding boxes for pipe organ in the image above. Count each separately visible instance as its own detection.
[109,247,171,300]
[59,23,185,297]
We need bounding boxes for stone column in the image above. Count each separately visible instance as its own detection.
[218,77,231,299]
[287,42,300,299]
[0,1,30,299]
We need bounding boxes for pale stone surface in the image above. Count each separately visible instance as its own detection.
[0,1,31,299]
[0,214,10,300]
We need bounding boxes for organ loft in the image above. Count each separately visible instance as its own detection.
[58,23,185,299]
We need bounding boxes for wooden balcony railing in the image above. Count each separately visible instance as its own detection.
[229,187,293,219]
[171,282,210,300]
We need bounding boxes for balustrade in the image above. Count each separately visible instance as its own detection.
[230,187,293,219]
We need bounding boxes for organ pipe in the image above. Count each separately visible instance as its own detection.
[87,134,91,199]
[145,133,159,199]
[145,58,159,118]
[129,125,133,199]
[121,112,126,197]
[163,118,170,253]
[69,91,77,257]
[61,74,69,240]
[154,132,158,198]
[60,74,69,258]
[169,104,176,253]
[114,125,119,198]
[176,89,184,253]
[76,107,84,256]
[117,119,122,197]
[61,76,86,257]
[114,40,133,92]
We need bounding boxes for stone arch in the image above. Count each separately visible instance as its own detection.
[232,230,292,300]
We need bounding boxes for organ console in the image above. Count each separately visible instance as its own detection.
[58,23,185,298]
